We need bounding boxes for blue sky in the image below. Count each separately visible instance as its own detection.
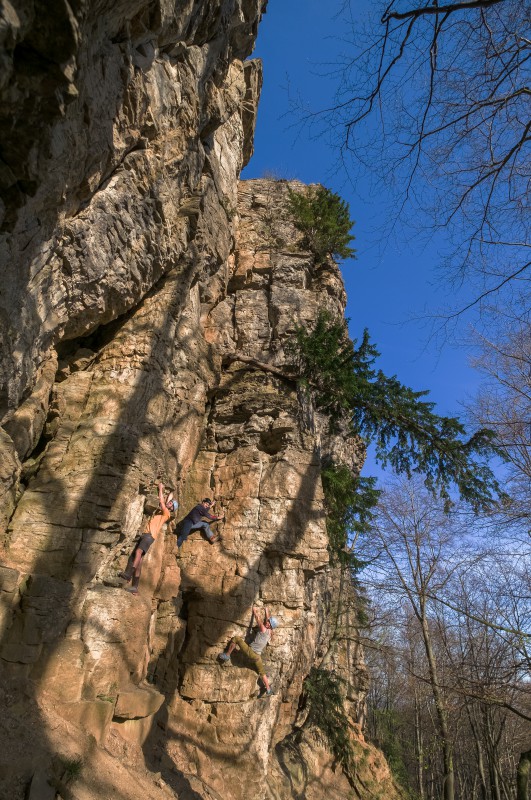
[242,1,484,476]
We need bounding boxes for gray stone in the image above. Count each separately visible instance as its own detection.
[0,565,19,593]
[114,686,165,720]
[1,642,42,663]
[27,769,55,800]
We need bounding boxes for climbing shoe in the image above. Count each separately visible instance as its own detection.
[209,535,221,544]
[118,571,132,581]
[125,576,140,595]
[218,653,231,664]
[259,688,274,699]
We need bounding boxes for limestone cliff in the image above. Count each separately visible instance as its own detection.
[0,2,401,799]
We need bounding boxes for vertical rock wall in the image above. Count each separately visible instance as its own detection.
[0,3,402,799]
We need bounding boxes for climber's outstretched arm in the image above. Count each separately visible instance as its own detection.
[252,605,267,633]
[158,482,171,522]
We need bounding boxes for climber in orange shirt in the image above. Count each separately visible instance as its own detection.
[119,482,178,595]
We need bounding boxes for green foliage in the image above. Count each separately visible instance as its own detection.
[58,756,83,783]
[287,185,356,262]
[321,463,380,567]
[96,693,117,703]
[371,709,417,797]
[296,311,503,511]
[304,667,354,774]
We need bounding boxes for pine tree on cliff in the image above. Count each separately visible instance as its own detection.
[286,185,356,263]
[285,187,502,513]
[294,310,504,513]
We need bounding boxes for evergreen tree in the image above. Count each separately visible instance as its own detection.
[321,463,379,567]
[287,185,356,262]
[295,311,503,511]
[304,667,354,773]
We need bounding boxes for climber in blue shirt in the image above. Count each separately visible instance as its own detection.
[177,497,224,546]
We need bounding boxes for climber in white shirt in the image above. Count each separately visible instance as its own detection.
[219,605,278,697]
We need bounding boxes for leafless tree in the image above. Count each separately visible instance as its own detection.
[469,308,531,525]
[358,477,531,799]
[308,0,531,314]
[359,478,463,799]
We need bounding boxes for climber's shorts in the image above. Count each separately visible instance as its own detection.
[136,534,155,555]
[231,636,265,677]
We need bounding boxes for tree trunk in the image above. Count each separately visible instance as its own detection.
[465,699,488,800]
[415,690,425,800]
[484,706,502,800]
[516,750,531,800]
[420,606,454,800]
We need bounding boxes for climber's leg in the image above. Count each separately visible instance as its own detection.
[120,532,154,581]
[219,635,243,662]
[124,547,145,594]
[192,521,220,543]
[126,575,141,595]
[177,519,193,547]
[119,552,135,582]
[133,548,144,577]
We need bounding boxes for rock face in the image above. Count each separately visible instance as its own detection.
[0,2,401,799]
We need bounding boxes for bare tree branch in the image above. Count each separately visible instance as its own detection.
[383,0,507,23]
[303,0,531,316]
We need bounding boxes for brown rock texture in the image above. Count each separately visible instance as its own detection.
[0,2,402,799]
